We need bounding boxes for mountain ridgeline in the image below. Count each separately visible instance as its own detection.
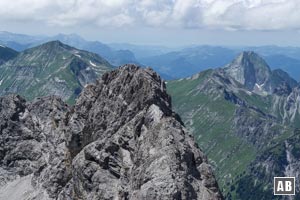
[0,41,113,103]
[1,37,300,199]
[0,65,223,200]
[167,51,300,199]
[0,31,139,66]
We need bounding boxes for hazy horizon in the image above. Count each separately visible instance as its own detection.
[2,29,300,49]
[1,0,300,47]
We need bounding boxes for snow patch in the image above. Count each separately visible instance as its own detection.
[89,60,96,67]
[0,44,5,48]
[0,80,3,86]
[255,83,265,90]
[255,83,261,90]
[54,77,65,83]
[246,91,252,95]
[74,54,81,58]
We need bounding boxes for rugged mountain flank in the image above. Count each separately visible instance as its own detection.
[0,65,223,200]
[0,41,113,103]
[167,52,300,198]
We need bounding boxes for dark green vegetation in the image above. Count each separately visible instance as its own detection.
[0,45,18,65]
[167,52,300,199]
[0,41,113,103]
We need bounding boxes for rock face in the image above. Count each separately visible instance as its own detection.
[0,65,223,200]
[224,51,272,90]
[0,95,70,200]
[224,51,297,95]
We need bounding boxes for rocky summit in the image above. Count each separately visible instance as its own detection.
[0,64,222,200]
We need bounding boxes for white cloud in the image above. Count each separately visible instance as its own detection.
[0,0,300,31]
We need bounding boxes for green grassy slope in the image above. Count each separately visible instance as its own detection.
[167,69,298,197]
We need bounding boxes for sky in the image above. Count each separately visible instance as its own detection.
[1,0,300,46]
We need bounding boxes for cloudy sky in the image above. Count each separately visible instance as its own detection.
[1,0,300,46]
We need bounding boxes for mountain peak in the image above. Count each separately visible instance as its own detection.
[235,51,270,70]
[224,51,272,92]
[240,51,258,57]
[39,40,70,49]
[223,51,296,95]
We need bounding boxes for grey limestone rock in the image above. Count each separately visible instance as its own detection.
[0,64,223,200]
[0,95,70,199]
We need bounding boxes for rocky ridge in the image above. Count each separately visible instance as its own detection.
[0,65,222,200]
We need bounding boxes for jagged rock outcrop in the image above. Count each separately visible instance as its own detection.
[0,95,70,200]
[0,65,223,200]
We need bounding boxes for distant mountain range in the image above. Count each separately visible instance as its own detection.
[1,31,300,81]
[139,46,300,81]
[0,31,138,66]
[0,40,113,103]
[167,52,300,199]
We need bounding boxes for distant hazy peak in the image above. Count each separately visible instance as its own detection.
[36,40,71,50]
